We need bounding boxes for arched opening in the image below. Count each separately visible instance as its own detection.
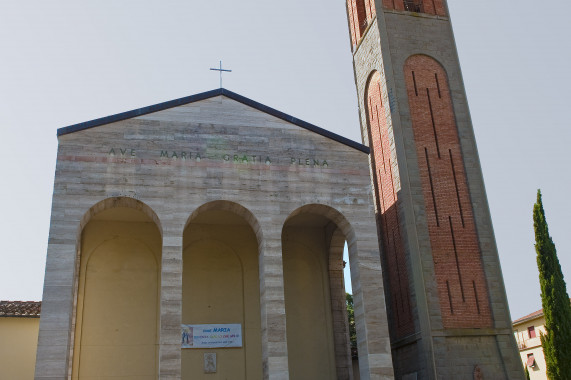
[347,0,368,47]
[282,204,354,380]
[364,70,415,340]
[71,198,162,380]
[382,0,447,16]
[403,54,492,328]
[181,201,263,379]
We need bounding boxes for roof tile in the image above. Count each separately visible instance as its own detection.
[0,301,41,317]
[513,298,571,325]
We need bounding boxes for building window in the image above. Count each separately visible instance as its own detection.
[403,0,423,13]
[528,326,536,338]
[527,353,536,367]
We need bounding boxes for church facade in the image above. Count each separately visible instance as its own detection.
[34,90,394,380]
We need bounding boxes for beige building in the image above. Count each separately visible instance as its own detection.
[0,301,41,380]
[513,306,551,379]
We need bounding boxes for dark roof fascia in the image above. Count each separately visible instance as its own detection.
[57,88,369,154]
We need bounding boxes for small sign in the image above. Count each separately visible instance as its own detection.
[182,324,242,348]
[204,353,217,373]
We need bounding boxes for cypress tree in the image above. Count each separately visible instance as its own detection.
[346,293,356,349]
[533,190,571,380]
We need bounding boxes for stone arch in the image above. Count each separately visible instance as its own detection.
[71,197,163,380]
[282,203,357,379]
[182,200,263,380]
[285,203,356,245]
[76,197,162,242]
[185,200,263,248]
[404,53,449,80]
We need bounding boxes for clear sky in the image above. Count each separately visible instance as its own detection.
[0,0,569,320]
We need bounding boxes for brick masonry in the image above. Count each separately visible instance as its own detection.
[403,55,492,329]
[381,0,446,17]
[366,71,414,339]
[347,0,376,49]
[347,0,524,378]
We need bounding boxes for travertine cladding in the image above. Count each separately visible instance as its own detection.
[350,4,523,379]
[35,95,394,380]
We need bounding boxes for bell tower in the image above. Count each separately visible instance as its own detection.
[346,1,524,378]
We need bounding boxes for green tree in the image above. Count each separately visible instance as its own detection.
[524,366,530,380]
[346,293,356,349]
[533,190,571,380]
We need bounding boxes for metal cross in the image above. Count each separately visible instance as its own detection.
[210,61,232,88]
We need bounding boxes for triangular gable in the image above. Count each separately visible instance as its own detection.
[57,88,369,154]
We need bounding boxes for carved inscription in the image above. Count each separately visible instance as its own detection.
[107,147,330,167]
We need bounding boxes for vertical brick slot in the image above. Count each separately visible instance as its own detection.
[435,73,441,98]
[449,149,465,227]
[446,280,454,314]
[377,107,387,172]
[426,88,440,158]
[473,281,481,314]
[392,229,403,322]
[425,148,439,227]
[369,99,374,120]
[412,71,418,96]
[449,216,465,302]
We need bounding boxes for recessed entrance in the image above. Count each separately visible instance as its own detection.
[182,205,263,379]
[282,207,353,380]
[72,203,162,380]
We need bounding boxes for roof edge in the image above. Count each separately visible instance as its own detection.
[513,311,544,326]
[57,88,369,154]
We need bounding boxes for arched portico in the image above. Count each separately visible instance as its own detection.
[182,201,263,380]
[71,197,163,380]
[283,203,392,380]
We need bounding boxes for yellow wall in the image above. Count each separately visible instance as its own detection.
[182,220,262,380]
[0,317,39,380]
[72,214,162,380]
[283,226,337,380]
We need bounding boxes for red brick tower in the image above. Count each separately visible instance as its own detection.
[346,1,524,378]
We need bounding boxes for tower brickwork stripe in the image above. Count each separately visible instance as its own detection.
[367,71,415,338]
[404,55,492,328]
